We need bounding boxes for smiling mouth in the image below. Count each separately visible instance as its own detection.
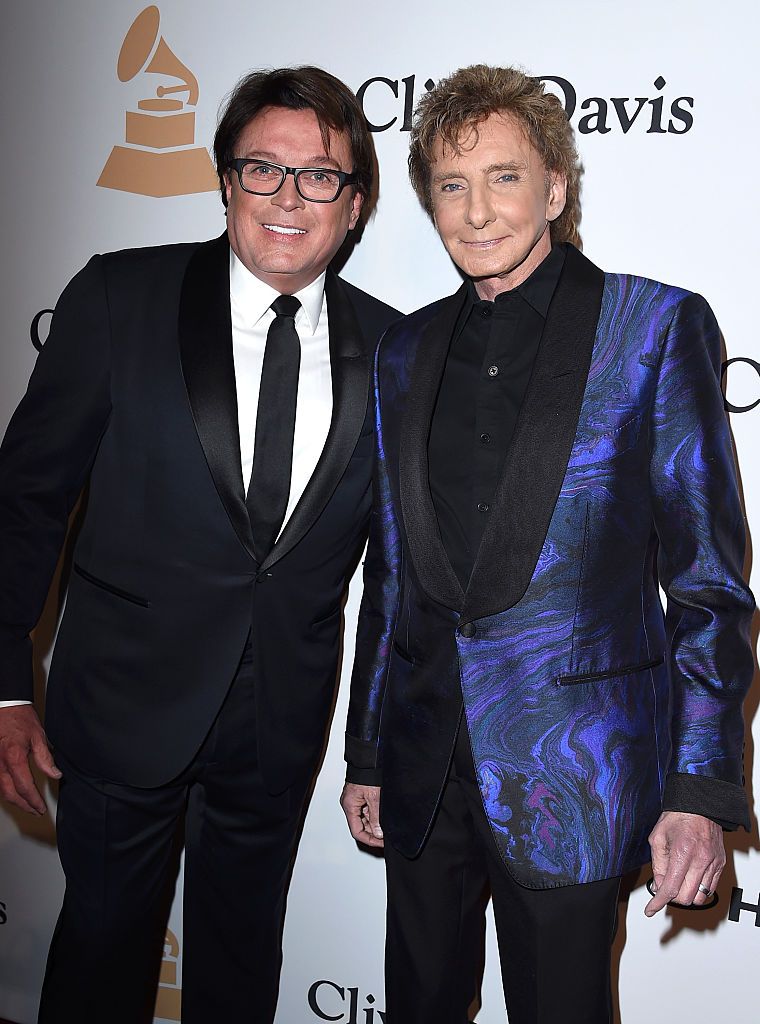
[263,224,307,236]
[461,236,506,248]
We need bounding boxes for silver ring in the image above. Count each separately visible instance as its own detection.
[697,883,714,897]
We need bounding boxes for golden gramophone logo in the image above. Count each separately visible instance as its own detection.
[154,928,182,1021]
[98,6,217,197]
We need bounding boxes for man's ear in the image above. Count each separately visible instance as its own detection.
[546,172,567,223]
[348,190,364,230]
[224,172,233,207]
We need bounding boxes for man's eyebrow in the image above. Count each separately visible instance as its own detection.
[431,169,465,184]
[485,161,527,174]
[240,150,341,168]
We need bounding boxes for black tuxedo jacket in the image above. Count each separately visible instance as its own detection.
[0,233,399,791]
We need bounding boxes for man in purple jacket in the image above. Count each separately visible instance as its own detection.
[341,64,753,1024]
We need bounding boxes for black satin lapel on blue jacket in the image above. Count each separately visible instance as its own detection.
[178,233,256,561]
[461,245,605,624]
[259,270,369,572]
[399,283,469,611]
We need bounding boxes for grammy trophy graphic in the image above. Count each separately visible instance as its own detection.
[98,5,217,197]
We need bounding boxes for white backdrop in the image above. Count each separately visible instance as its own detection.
[1,2,759,1022]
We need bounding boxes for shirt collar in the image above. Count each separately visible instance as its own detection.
[229,247,326,335]
[466,243,566,319]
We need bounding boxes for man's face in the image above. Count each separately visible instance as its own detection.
[225,105,363,293]
[429,112,566,299]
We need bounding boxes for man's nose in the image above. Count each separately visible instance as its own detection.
[465,185,496,229]
[271,172,305,212]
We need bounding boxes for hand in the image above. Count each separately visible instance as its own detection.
[645,810,725,916]
[340,782,383,848]
[0,706,61,815]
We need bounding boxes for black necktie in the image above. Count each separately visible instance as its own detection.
[247,294,301,562]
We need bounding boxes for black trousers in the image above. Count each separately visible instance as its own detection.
[384,722,621,1024]
[38,642,309,1024]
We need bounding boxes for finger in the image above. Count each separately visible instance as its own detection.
[691,862,724,906]
[708,860,725,894]
[342,803,366,840]
[0,772,42,815]
[365,791,383,840]
[645,857,689,916]
[5,757,47,815]
[645,869,670,916]
[359,834,384,848]
[30,732,61,779]
[677,860,714,906]
[357,811,383,845]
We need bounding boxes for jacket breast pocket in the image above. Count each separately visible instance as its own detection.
[73,563,151,608]
[557,656,663,686]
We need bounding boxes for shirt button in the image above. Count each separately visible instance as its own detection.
[480,432,491,444]
[488,365,499,377]
[479,305,493,318]
[458,622,476,639]
[477,502,489,513]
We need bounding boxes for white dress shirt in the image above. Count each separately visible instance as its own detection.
[229,249,333,517]
[0,249,334,709]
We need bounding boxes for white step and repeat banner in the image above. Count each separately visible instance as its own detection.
[1,2,758,1022]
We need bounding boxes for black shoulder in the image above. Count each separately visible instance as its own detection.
[336,276,402,337]
[100,238,204,285]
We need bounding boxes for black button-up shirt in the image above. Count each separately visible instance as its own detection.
[428,245,566,588]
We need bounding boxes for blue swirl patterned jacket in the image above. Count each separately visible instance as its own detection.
[345,244,754,888]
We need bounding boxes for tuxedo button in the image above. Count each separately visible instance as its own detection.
[458,622,476,639]
[256,571,273,582]
[480,432,491,444]
[477,502,489,513]
[487,365,499,377]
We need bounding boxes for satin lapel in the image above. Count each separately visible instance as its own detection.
[398,284,468,612]
[259,271,369,572]
[178,233,256,561]
[462,245,605,623]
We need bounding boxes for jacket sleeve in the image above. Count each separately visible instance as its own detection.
[649,291,754,829]
[0,255,112,701]
[344,339,402,785]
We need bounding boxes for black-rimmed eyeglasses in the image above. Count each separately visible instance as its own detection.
[228,159,358,203]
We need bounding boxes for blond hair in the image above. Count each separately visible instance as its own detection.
[408,65,583,248]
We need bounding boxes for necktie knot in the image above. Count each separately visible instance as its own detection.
[271,295,301,319]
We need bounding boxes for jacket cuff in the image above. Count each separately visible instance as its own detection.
[0,635,35,702]
[662,772,750,831]
[344,733,379,771]
[345,765,383,787]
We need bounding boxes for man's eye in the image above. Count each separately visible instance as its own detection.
[440,182,462,193]
[496,173,517,183]
[302,169,339,186]
[246,163,276,177]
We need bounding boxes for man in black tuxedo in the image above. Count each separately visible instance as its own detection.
[0,66,399,1023]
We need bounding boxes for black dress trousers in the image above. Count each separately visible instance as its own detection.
[384,720,621,1024]
[37,640,310,1024]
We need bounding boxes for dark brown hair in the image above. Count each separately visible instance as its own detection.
[408,64,583,248]
[214,66,373,209]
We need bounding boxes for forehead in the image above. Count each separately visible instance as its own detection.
[431,111,543,171]
[235,105,353,166]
